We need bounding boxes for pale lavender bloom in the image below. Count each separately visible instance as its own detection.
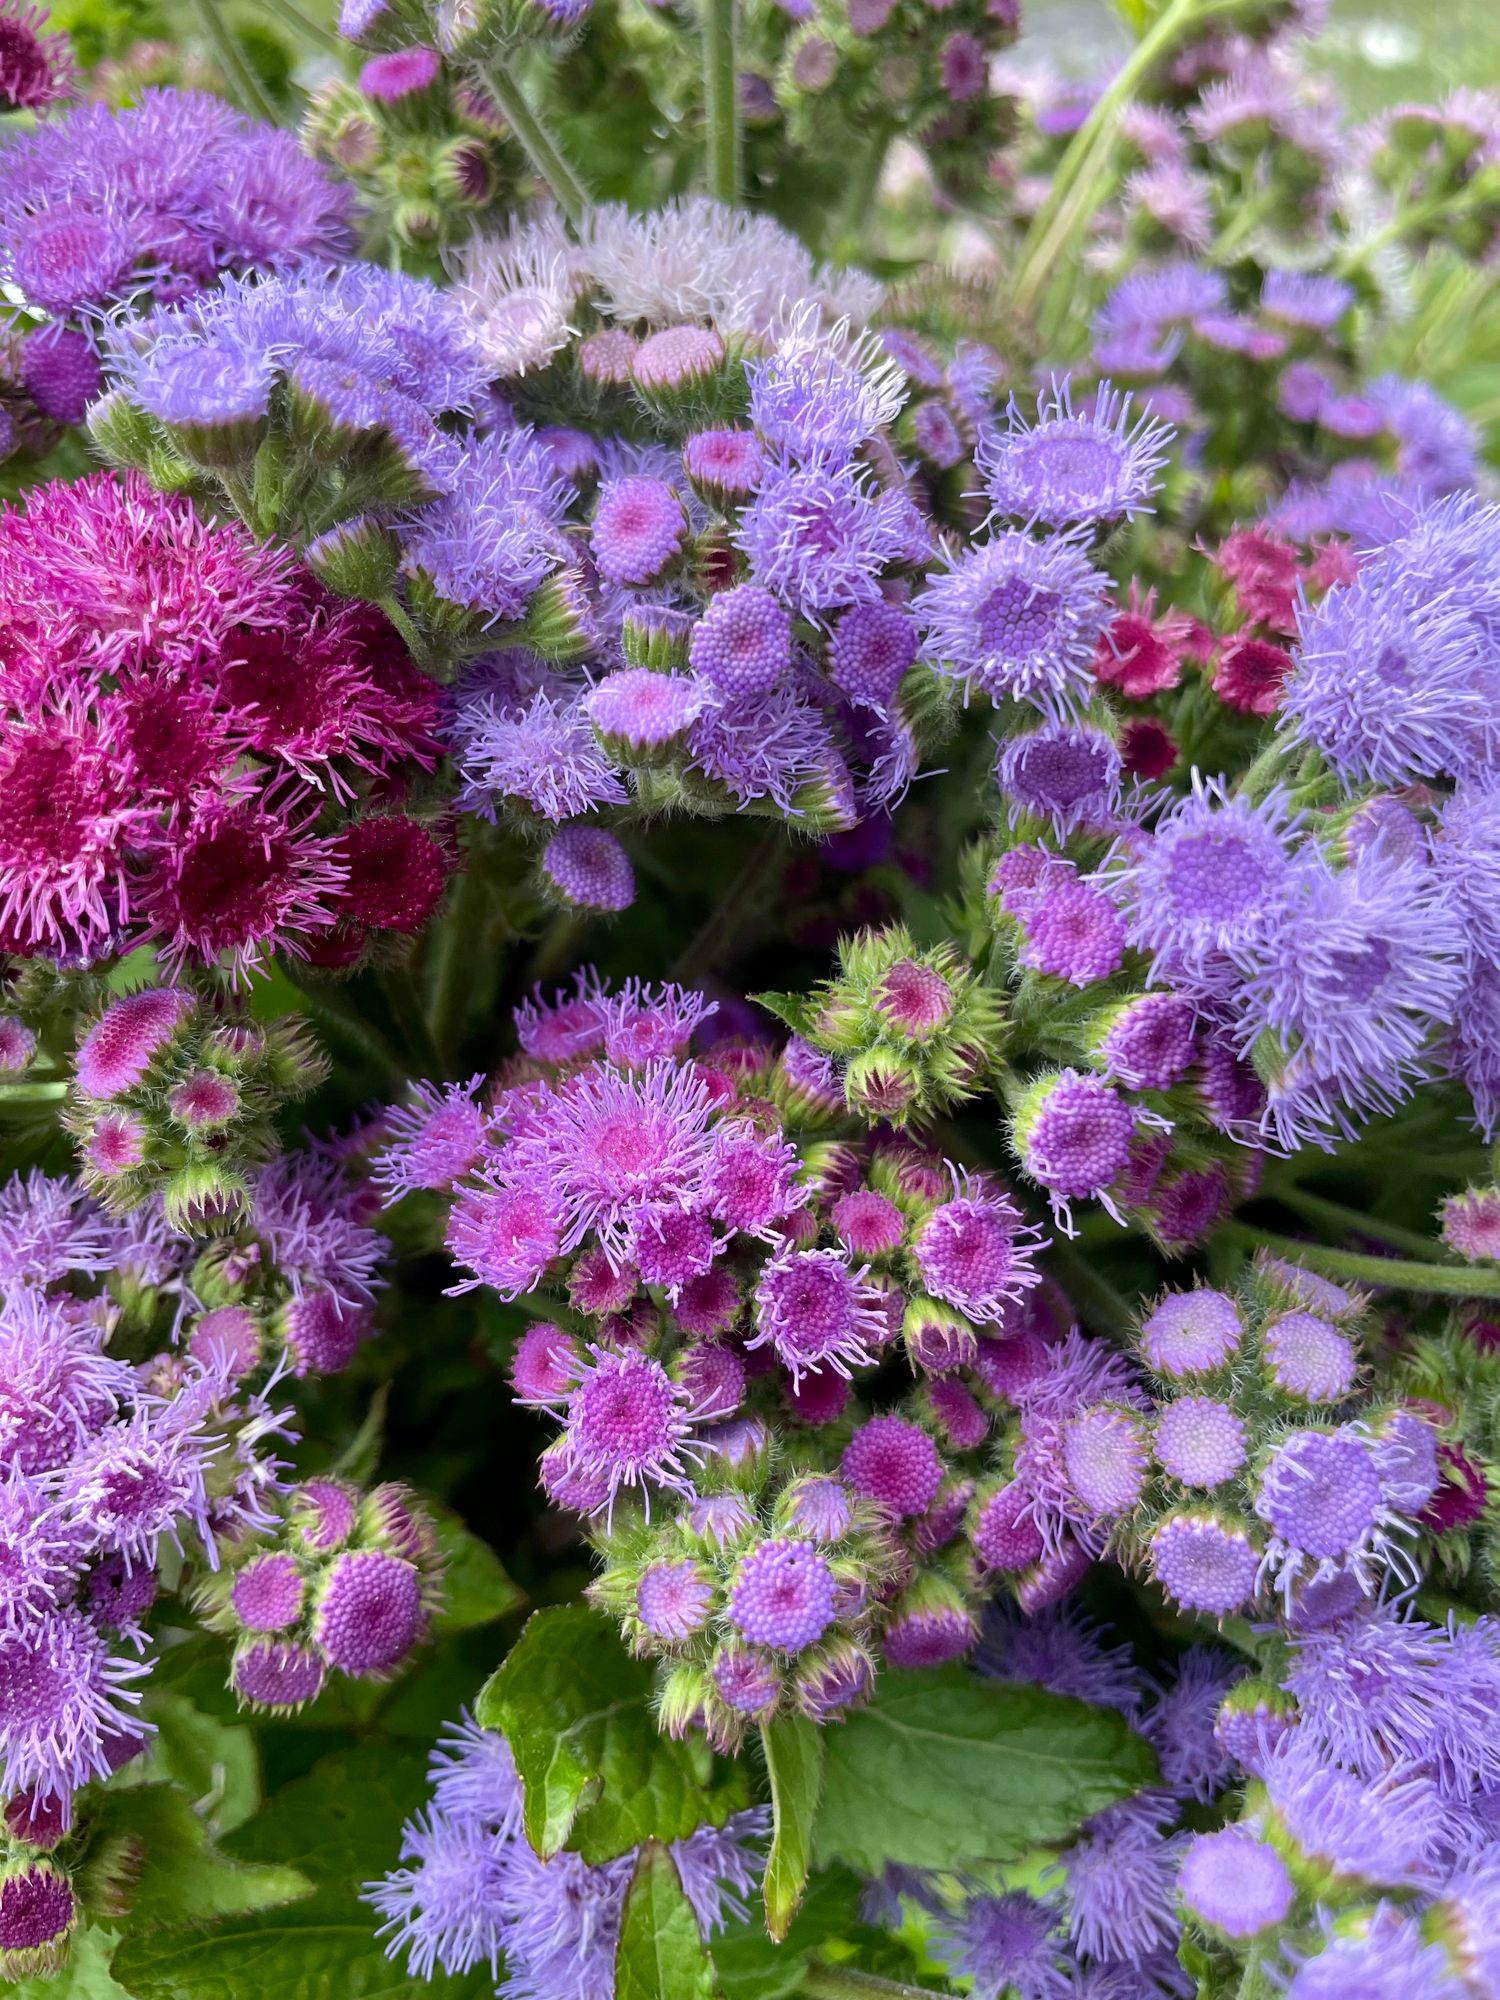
[915,530,1110,716]
[450,686,628,824]
[932,1890,1072,2000]
[977,379,1173,528]
[401,430,567,622]
[735,456,912,617]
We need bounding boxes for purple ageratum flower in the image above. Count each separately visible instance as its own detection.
[1061,1406,1150,1518]
[558,1346,710,1516]
[499,1060,715,1264]
[727,1537,837,1651]
[372,1077,488,1198]
[1368,373,1479,493]
[231,1637,327,1711]
[1101,775,1302,1002]
[1152,1397,1246,1487]
[591,477,686,587]
[1235,839,1467,1151]
[748,1247,890,1385]
[1148,1513,1260,1616]
[425,1711,523,1834]
[745,326,905,461]
[1050,1795,1184,1963]
[74,987,193,1099]
[995,722,1123,838]
[735,456,912,618]
[0,1289,133,1478]
[58,1395,220,1569]
[1261,1311,1357,1405]
[1177,1826,1292,1940]
[513,966,609,1064]
[932,1890,1072,2000]
[687,583,793,699]
[445,1178,563,1299]
[1141,1646,1239,1803]
[914,529,1110,717]
[1259,269,1353,332]
[1017,879,1128,988]
[1284,1913,1467,2000]
[600,979,717,1067]
[0,1859,75,1964]
[249,1152,386,1307]
[976,1600,1144,1715]
[496,1842,634,1996]
[883,1595,977,1669]
[1014,1069,1137,1227]
[1139,1288,1242,1380]
[230,1553,305,1633]
[401,429,567,623]
[0,91,353,314]
[1285,550,1500,787]
[971,1481,1044,1574]
[711,1642,781,1717]
[670,1808,771,1933]
[0,1476,85,1634]
[1097,992,1197,1090]
[687,680,842,816]
[681,427,764,501]
[314,1549,424,1677]
[359,45,442,100]
[0,1171,115,1288]
[366,1808,509,1979]
[840,1416,943,1518]
[700,1122,804,1239]
[1090,262,1227,375]
[584,670,705,758]
[637,1560,715,1640]
[912,1182,1045,1325]
[0,1605,149,1803]
[1253,1427,1415,1603]
[977,378,1173,529]
[826,602,919,711]
[1262,1736,1443,1891]
[449,685,629,824]
[540,827,635,914]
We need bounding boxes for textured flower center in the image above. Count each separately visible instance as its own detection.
[1164,829,1263,923]
[976,577,1060,655]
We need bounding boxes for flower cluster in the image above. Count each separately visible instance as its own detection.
[0,473,450,971]
[366,1712,767,1989]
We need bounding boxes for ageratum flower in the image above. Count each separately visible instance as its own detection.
[977,378,1174,528]
[915,529,1110,716]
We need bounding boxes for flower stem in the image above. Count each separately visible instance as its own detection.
[1010,0,1240,325]
[255,0,347,55]
[429,850,494,1071]
[800,1969,953,2000]
[1272,1187,1448,1263]
[379,964,444,1079]
[478,58,589,227]
[192,0,280,124]
[1221,1220,1500,1299]
[701,0,740,205]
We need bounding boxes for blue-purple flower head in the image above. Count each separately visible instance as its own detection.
[0,90,353,316]
[1232,834,1467,1151]
[746,311,907,461]
[735,455,913,619]
[1091,261,1227,376]
[995,721,1123,837]
[402,428,568,623]
[915,529,1110,717]
[1102,774,1303,1003]
[449,681,628,824]
[977,378,1173,529]
[932,1889,1072,2000]
[105,263,484,481]
[1260,269,1353,332]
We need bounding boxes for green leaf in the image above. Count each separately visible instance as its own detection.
[714,1868,866,2000]
[428,1506,526,1635]
[475,1606,745,1863]
[760,1715,823,1943]
[750,990,816,1039]
[613,1842,718,2000]
[813,1670,1157,1875]
[109,1748,490,2000]
[133,1690,261,1836]
[87,1785,310,1933]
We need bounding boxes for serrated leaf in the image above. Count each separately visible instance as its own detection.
[108,1748,490,2000]
[475,1606,745,1864]
[750,991,815,1038]
[428,1507,526,1634]
[713,1868,866,2000]
[813,1670,1157,1875]
[760,1716,823,1942]
[614,1842,718,2000]
[89,1786,310,1932]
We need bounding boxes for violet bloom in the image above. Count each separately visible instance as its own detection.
[0,89,353,315]
[1177,1826,1292,1940]
[995,721,1123,838]
[736,456,913,618]
[748,1248,890,1384]
[1148,1513,1259,1616]
[402,429,567,623]
[977,378,1173,529]
[557,1346,710,1516]
[912,1181,1045,1324]
[0,1606,149,1803]
[1253,1426,1416,1604]
[914,529,1110,717]
[932,1890,1072,2000]
[372,1078,488,1198]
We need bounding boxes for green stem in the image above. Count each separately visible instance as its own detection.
[669,827,784,981]
[701,0,740,204]
[1273,1187,1448,1263]
[1045,1236,1136,1339]
[192,0,280,122]
[1221,1221,1500,1299]
[379,964,444,1078]
[801,1969,953,2000]
[477,57,589,226]
[1238,734,1293,805]
[1011,0,1244,325]
[286,975,407,1088]
[429,855,494,1071]
[254,0,347,55]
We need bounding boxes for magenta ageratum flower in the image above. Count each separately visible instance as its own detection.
[558,1347,709,1515]
[749,1248,890,1384]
